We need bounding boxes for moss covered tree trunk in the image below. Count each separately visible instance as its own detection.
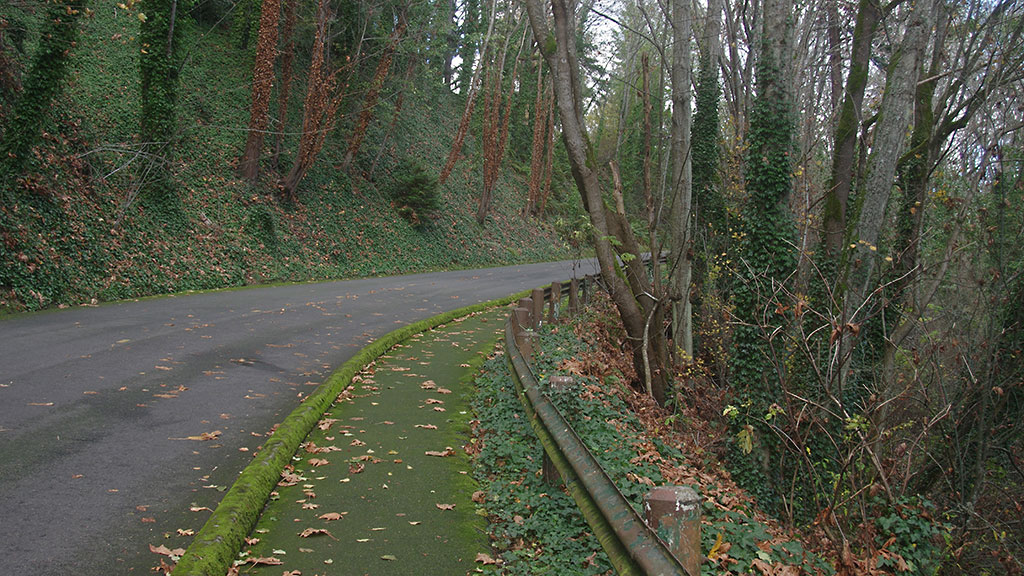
[139,0,184,213]
[1,0,85,179]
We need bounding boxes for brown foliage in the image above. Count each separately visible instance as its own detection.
[238,0,282,182]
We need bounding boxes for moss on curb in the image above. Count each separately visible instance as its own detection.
[171,289,531,576]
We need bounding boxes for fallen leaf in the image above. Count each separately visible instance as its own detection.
[189,506,213,513]
[425,447,456,457]
[27,402,54,406]
[425,398,444,405]
[299,528,337,540]
[244,537,259,545]
[381,555,398,561]
[246,557,283,566]
[475,552,500,565]
[414,424,437,430]
[436,503,456,511]
[319,512,347,521]
[472,491,487,503]
[141,517,156,523]
[349,463,365,474]
[149,544,186,557]
[436,388,452,394]
[177,529,195,536]
[302,502,319,510]
[420,381,437,390]
[307,458,330,467]
[433,407,446,412]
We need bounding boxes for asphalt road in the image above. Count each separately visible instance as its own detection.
[0,259,596,576]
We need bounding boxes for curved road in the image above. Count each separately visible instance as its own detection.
[0,259,596,576]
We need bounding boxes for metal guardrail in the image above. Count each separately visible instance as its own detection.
[504,277,694,576]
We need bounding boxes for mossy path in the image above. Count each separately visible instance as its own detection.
[236,309,506,575]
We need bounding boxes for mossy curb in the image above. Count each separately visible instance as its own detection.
[171,289,531,576]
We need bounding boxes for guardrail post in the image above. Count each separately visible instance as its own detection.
[512,307,539,362]
[531,288,545,328]
[568,278,579,318]
[517,298,535,328]
[643,486,701,575]
[548,282,561,323]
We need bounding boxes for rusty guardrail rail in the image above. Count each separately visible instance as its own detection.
[504,277,696,576]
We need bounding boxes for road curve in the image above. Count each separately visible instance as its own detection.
[0,259,596,576]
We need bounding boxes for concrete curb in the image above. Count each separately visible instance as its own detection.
[171,290,530,576]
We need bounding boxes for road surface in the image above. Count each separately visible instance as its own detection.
[0,259,595,575]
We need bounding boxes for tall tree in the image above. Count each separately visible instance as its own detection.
[271,0,299,170]
[341,8,407,171]
[139,0,185,212]
[239,0,283,183]
[0,0,85,180]
[729,0,797,511]
[523,0,671,404]
[280,0,343,199]
[438,0,497,185]
[822,0,881,258]
[668,0,694,358]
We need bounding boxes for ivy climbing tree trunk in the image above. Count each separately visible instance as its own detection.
[239,0,282,183]
[341,9,406,172]
[438,0,497,186]
[0,0,85,181]
[728,0,797,513]
[271,0,299,171]
[281,0,343,200]
[524,0,670,405]
[139,0,184,213]
[479,25,523,225]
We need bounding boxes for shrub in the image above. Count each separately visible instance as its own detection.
[390,158,439,227]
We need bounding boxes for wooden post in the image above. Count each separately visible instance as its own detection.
[642,486,701,575]
[531,288,544,328]
[568,278,579,317]
[548,281,561,323]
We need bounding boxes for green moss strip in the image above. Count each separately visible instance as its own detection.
[171,289,531,576]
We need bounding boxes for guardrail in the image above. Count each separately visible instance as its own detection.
[504,277,699,576]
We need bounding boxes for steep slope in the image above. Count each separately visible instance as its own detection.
[0,1,572,313]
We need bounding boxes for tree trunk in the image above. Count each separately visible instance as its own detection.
[272,0,299,171]
[822,0,880,258]
[669,0,694,359]
[239,0,282,183]
[341,12,406,172]
[524,0,670,404]
[438,0,497,186]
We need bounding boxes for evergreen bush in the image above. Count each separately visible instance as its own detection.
[390,158,439,227]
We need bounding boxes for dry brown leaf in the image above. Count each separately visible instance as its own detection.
[299,527,337,540]
[436,503,455,511]
[318,512,347,521]
[414,424,437,430]
[425,447,456,457]
[307,458,330,467]
[475,552,500,565]
[436,388,452,394]
[149,544,186,557]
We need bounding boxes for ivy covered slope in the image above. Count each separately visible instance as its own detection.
[471,294,834,575]
[0,2,571,313]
